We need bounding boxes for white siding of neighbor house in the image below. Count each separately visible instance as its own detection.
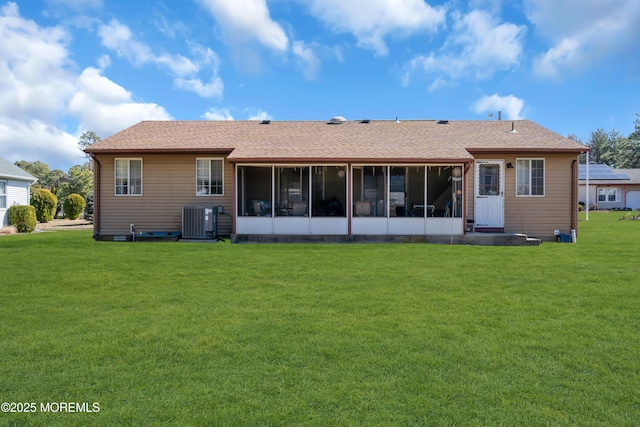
[1,179,31,227]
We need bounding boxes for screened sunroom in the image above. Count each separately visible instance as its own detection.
[235,164,464,236]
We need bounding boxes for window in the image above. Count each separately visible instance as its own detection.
[197,158,224,196]
[0,180,6,208]
[597,187,620,202]
[115,159,142,195]
[516,159,544,196]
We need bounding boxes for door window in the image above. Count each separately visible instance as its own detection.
[478,164,500,196]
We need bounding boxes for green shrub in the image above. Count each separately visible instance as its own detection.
[7,205,37,233]
[31,188,58,223]
[63,194,86,220]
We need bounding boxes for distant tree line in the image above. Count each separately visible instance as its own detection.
[16,160,93,201]
[573,113,640,168]
[14,131,100,201]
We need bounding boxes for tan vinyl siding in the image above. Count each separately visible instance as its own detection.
[96,154,233,236]
[468,153,578,239]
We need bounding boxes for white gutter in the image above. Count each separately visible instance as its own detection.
[0,173,38,184]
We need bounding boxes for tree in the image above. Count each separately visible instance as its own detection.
[14,160,50,190]
[13,160,66,191]
[58,164,93,200]
[577,112,640,168]
[614,137,640,168]
[586,129,614,166]
[629,113,640,142]
[78,131,101,157]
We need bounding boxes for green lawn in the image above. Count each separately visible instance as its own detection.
[1,212,639,426]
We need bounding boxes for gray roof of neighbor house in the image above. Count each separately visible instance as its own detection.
[578,165,640,185]
[613,169,640,184]
[0,157,37,182]
[85,119,586,162]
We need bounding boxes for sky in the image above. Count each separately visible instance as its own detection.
[1,0,639,171]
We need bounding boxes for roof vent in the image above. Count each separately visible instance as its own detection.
[437,120,449,124]
[360,119,370,124]
[260,120,271,124]
[328,116,347,124]
[510,122,517,133]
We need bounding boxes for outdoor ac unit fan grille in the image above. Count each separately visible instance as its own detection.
[182,206,215,239]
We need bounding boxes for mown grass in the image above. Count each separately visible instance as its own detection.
[1,212,639,426]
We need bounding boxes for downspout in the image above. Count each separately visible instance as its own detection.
[232,163,237,237]
[571,159,578,238]
[89,153,101,239]
[347,164,352,236]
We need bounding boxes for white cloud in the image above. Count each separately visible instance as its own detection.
[174,76,224,98]
[402,10,525,86]
[152,11,189,40]
[97,54,110,69]
[202,107,273,121]
[292,40,321,81]
[0,118,83,169]
[197,0,288,51]
[471,94,524,120]
[203,108,234,121]
[68,67,172,136]
[301,0,446,56]
[97,19,223,98]
[0,2,75,122]
[97,19,198,76]
[525,0,640,79]
[0,2,80,167]
[245,109,272,121]
[0,4,173,169]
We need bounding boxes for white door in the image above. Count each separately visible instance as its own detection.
[475,160,504,229]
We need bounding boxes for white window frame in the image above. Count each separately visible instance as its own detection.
[196,158,224,196]
[114,158,143,196]
[0,180,6,209]
[516,158,545,197]
[597,187,620,203]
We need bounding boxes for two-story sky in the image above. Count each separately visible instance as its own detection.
[1,0,639,170]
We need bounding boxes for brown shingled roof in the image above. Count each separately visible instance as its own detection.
[85,119,586,162]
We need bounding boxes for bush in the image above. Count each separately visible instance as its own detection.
[63,194,86,220]
[31,188,58,223]
[8,205,37,233]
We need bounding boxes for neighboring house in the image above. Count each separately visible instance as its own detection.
[579,164,640,210]
[84,119,586,242]
[0,157,38,227]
